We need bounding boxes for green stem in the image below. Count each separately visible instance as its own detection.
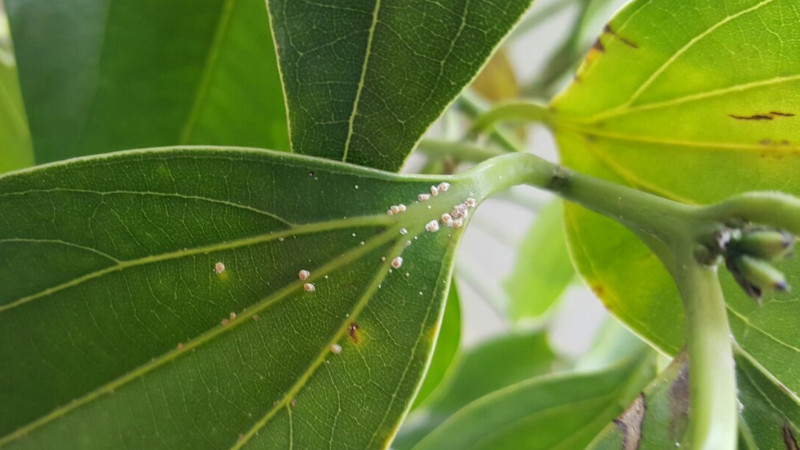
[456,90,524,152]
[470,101,553,137]
[672,256,737,450]
[463,151,739,449]
[417,139,507,163]
[465,152,692,242]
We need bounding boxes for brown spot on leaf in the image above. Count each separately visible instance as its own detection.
[348,322,360,344]
[732,111,796,121]
[603,24,639,48]
[669,354,691,438]
[614,394,646,450]
[592,39,606,53]
[784,424,799,450]
[591,284,605,297]
[731,114,773,121]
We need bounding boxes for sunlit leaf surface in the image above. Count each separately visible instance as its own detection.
[552,0,800,419]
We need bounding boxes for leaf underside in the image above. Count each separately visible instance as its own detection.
[552,0,800,420]
[0,147,485,448]
[266,0,533,171]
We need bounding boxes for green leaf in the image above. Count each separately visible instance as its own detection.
[266,0,533,171]
[0,13,33,173]
[6,0,288,163]
[393,330,559,449]
[551,0,800,415]
[411,283,461,411]
[736,351,800,449]
[504,200,574,321]
[411,350,655,450]
[0,147,486,448]
[589,352,690,449]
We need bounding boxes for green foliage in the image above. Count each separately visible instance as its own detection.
[0,14,32,173]
[505,200,574,320]
[395,330,559,449]
[6,0,288,163]
[412,351,655,450]
[266,0,532,170]
[2,0,800,447]
[0,148,482,448]
[551,0,800,434]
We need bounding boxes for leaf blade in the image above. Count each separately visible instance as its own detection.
[6,0,288,163]
[0,148,483,448]
[266,0,533,171]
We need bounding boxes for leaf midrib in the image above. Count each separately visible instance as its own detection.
[341,0,381,162]
[0,216,400,446]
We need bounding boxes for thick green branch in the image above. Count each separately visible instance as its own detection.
[672,256,737,450]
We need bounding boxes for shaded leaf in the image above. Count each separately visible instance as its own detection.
[394,330,559,449]
[589,352,690,449]
[736,351,800,449]
[6,0,288,163]
[505,200,574,321]
[411,282,462,411]
[0,12,33,173]
[551,0,800,416]
[412,350,655,450]
[266,0,533,171]
[0,148,486,448]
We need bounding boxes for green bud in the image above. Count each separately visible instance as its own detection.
[735,229,795,260]
[730,255,788,303]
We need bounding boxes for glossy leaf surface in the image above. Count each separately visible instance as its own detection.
[6,0,288,163]
[0,147,486,448]
[412,351,655,450]
[0,15,33,173]
[266,0,533,171]
[505,200,573,320]
[552,0,800,413]
[394,330,558,449]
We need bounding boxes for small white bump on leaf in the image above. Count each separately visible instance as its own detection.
[391,257,403,269]
[399,228,408,235]
[330,344,342,354]
[452,218,463,229]
[398,204,406,212]
[229,312,237,320]
[438,182,450,192]
[390,205,401,214]
[418,193,430,202]
[214,262,226,274]
[441,213,452,225]
[303,283,316,292]
[298,270,310,280]
[430,185,439,196]
[465,197,477,207]
[426,220,439,232]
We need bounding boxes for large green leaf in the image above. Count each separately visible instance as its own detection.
[551,0,800,415]
[411,350,655,450]
[6,0,288,163]
[266,0,533,171]
[394,330,559,449]
[0,147,488,448]
[0,11,33,173]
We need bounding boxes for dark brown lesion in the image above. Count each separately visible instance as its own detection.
[603,24,639,49]
[731,111,796,121]
[785,424,799,450]
[348,322,360,344]
[614,393,646,450]
[592,38,606,53]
